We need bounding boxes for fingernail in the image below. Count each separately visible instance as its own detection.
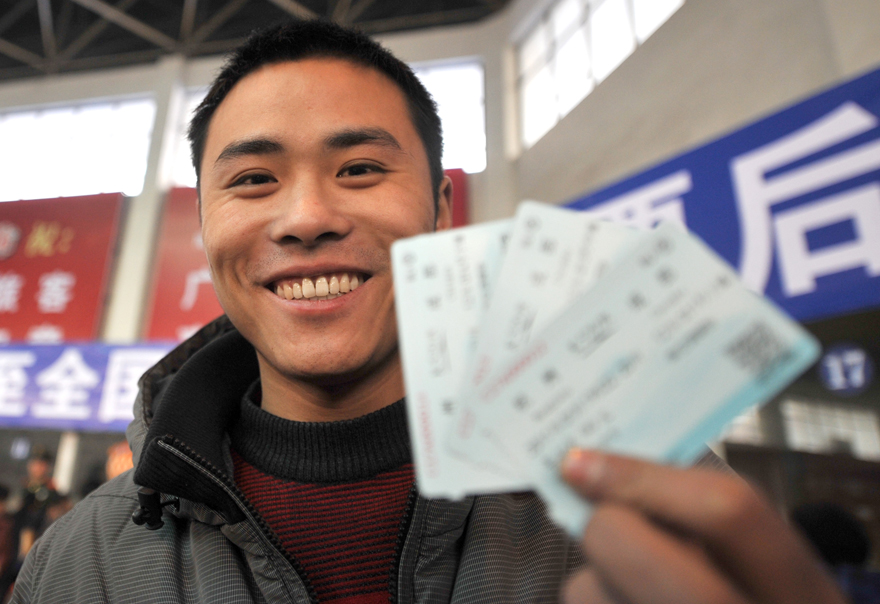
[561,448,605,489]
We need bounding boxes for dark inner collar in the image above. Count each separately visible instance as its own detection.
[231,380,412,483]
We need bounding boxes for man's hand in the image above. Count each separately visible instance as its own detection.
[559,449,847,604]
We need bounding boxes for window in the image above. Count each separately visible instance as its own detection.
[722,407,765,446]
[517,0,684,148]
[414,61,487,174]
[0,98,156,202]
[170,60,487,188]
[168,88,208,189]
[782,399,880,460]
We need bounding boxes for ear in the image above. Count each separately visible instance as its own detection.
[434,175,454,232]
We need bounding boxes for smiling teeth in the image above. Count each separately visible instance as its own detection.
[316,277,329,297]
[302,278,316,298]
[274,273,363,301]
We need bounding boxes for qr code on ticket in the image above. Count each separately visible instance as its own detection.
[725,322,793,381]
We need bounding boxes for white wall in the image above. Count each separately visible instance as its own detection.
[513,0,880,205]
[383,0,880,210]
[0,0,878,341]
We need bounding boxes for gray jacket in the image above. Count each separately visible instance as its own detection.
[12,317,583,603]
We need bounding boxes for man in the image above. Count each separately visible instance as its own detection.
[12,450,64,562]
[12,19,846,604]
[0,483,16,600]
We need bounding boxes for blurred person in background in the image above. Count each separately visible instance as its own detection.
[12,449,61,563]
[793,502,880,604]
[0,484,16,602]
[80,441,134,499]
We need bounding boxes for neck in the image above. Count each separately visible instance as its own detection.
[257,355,405,422]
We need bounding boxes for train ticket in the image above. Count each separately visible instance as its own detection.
[449,223,820,535]
[391,219,532,498]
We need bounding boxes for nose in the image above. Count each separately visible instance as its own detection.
[269,176,352,247]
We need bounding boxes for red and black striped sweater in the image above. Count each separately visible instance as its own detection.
[231,384,415,604]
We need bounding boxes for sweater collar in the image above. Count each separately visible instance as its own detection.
[232,381,411,483]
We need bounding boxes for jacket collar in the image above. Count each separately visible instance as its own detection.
[128,316,258,522]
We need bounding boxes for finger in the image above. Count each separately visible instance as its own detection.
[562,567,625,604]
[582,504,751,604]
[560,449,761,535]
[561,449,846,604]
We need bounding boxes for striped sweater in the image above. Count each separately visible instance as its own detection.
[231,383,415,604]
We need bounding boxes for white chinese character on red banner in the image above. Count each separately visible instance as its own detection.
[27,324,64,343]
[0,222,21,259]
[98,348,167,423]
[176,325,201,341]
[0,351,36,417]
[33,348,99,420]
[180,268,212,311]
[0,330,10,344]
[0,272,24,313]
[37,270,76,313]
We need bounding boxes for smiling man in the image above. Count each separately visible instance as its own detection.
[12,19,848,604]
[200,57,445,423]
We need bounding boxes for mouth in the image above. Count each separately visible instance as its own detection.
[268,271,371,301]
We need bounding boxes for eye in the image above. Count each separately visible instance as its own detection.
[231,172,276,186]
[337,163,386,178]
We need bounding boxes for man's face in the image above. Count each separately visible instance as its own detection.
[199,58,451,400]
[27,458,50,482]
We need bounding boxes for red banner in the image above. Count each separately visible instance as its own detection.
[0,194,123,342]
[446,168,470,227]
[143,188,223,341]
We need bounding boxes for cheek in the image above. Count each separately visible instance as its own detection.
[200,222,248,294]
[201,206,250,264]
[360,190,436,240]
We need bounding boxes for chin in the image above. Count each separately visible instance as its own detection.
[275,349,384,384]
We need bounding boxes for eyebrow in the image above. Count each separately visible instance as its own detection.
[324,127,402,152]
[214,137,284,165]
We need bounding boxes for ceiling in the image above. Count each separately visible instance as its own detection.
[0,0,509,82]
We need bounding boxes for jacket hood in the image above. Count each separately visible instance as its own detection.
[126,315,259,522]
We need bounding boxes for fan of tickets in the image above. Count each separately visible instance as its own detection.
[391,201,819,536]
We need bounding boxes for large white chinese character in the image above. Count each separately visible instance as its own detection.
[27,324,63,343]
[98,348,167,423]
[37,270,76,313]
[0,352,36,417]
[585,170,691,230]
[731,102,880,294]
[180,267,213,311]
[774,183,880,295]
[0,272,24,312]
[33,348,99,420]
[176,324,202,341]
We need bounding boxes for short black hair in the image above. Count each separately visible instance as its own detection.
[188,19,444,204]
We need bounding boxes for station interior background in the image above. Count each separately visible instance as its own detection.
[0,0,879,572]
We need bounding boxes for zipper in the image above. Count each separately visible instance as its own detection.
[389,483,419,604]
[156,436,319,604]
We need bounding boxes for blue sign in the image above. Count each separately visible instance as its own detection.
[567,67,880,322]
[818,343,874,396]
[0,343,172,432]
